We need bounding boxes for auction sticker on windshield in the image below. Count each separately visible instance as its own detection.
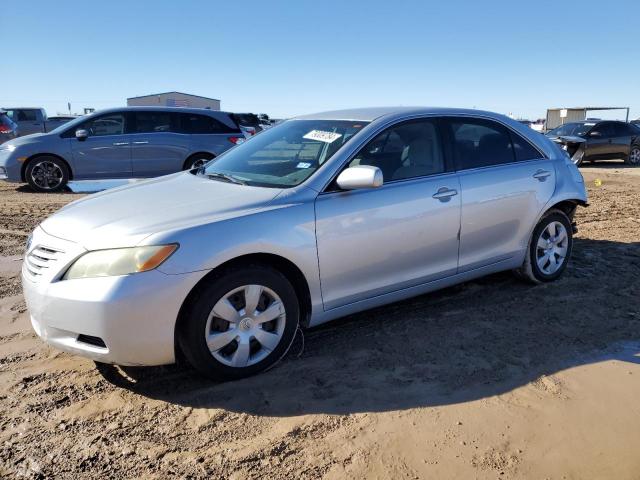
[303,130,343,143]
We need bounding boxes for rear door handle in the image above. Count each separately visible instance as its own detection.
[112,142,129,146]
[432,187,458,200]
[132,141,149,145]
[533,169,551,181]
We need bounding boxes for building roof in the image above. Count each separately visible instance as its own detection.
[127,91,220,102]
[547,106,628,111]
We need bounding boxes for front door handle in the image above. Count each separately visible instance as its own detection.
[112,142,129,146]
[132,141,149,145]
[432,187,458,200]
[533,169,551,181]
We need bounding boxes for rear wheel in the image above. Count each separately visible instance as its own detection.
[25,156,69,192]
[183,153,214,170]
[178,265,299,380]
[626,144,640,166]
[516,209,573,284]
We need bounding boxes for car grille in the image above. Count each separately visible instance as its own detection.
[25,245,65,280]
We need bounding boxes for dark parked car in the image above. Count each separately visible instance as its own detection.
[546,120,640,166]
[0,110,18,144]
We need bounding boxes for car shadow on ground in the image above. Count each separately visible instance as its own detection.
[97,237,640,416]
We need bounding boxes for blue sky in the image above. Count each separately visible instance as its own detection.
[2,0,638,120]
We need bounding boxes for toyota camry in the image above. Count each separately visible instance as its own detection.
[22,107,588,380]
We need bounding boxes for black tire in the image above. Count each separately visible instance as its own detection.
[515,209,573,284]
[183,153,214,170]
[626,144,640,166]
[178,265,299,380]
[25,156,70,193]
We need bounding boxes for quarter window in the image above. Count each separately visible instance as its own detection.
[446,118,515,169]
[348,119,445,181]
[180,113,237,134]
[510,131,542,161]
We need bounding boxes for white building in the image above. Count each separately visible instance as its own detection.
[127,91,221,110]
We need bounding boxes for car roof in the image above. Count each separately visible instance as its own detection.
[562,119,630,125]
[293,106,510,122]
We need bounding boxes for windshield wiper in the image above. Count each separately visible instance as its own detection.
[204,172,246,185]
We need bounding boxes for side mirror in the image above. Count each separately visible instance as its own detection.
[75,129,89,141]
[336,165,383,190]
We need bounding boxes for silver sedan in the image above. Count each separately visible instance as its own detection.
[22,107,588,379]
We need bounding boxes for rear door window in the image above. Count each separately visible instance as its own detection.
[446,118,516,170]
[132,111,173,133]
[610,122,635,136]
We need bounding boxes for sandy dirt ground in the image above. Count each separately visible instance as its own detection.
[0,165,639,479]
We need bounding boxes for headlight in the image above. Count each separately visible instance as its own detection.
[62,244,178,280]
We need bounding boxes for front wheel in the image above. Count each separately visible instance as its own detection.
[178,265,299,380]
[516,209,573,284]
[25,156,69,192]
[626,144,640,166]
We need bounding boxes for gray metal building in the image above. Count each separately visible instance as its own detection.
[127,91,221,110]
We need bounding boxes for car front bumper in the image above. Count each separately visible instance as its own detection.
[0,149,22,182]
[22,227,207,366]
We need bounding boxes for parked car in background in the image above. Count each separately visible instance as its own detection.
[21,107,587,380]
[0,110,18,144]
[2,108,74,137]
[0,107,248,192]
[231,113,264,137]
[546,120,640,166]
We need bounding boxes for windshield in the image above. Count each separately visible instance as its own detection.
[49,114,89,134]
[201,119,368,188]
[548,122,594,137]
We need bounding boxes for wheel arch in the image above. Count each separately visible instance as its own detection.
[546,199,586,221]
[173,252,312,364]
[21,153,73,182]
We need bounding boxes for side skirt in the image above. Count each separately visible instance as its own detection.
[308,256,523,327]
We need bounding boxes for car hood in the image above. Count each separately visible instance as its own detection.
[547,135,587,145]
[5,132,48,146]
[40,172,284,250]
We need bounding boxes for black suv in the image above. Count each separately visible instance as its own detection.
[546,120,640,166]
